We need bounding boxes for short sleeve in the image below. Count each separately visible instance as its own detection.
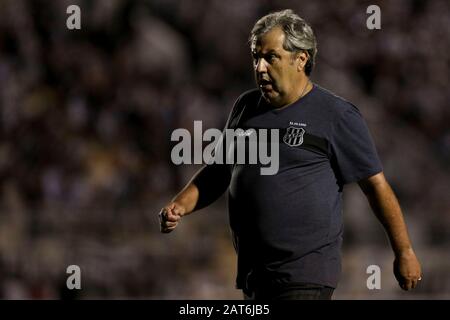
[330,106,383,185]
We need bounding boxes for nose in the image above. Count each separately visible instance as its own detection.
[254,58,268,74]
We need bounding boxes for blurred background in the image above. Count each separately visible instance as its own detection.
[0,0,449,299]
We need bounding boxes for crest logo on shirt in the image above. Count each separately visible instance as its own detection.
[283,126,305,147]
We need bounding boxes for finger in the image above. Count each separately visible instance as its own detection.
[159,208,179,222]
[159,209,167,221]
[172,206,181,216]
[161,224,177,233]
[412,276,422,288]
[172,205,185,217]
[401,279,413,291]
[163,221,178,228]
[165,209,181,222]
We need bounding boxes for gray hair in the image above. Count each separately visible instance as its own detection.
[249,9,317,76]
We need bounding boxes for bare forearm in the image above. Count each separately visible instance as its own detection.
[363,181,412,255]
[171,183,199,216]
[359,172,421,290]
[159,164,230,233]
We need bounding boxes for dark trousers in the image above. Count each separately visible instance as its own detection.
[243,283,334,300]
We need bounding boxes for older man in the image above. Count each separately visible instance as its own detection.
[159,9,421,300]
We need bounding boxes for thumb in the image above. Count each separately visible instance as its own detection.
[172,203,185,216]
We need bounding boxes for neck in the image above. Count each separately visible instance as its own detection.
[277,77,312,109]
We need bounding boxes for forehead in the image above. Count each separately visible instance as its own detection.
[251,27,286,53]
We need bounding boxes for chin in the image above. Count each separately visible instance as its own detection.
[261,91,276,103]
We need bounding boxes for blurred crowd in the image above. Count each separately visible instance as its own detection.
[0,0,449,299]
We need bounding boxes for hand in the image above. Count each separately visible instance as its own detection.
[159,202,185,233]
[393,249,422,291]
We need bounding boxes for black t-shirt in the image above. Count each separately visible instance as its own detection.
[221,84,383,291]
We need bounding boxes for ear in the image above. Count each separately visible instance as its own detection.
[296,51,309,72]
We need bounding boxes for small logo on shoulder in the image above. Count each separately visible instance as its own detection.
[283,126,305,147]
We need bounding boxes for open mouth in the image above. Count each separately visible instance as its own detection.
[259,79,273,90]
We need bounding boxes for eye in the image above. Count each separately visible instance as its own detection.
[267,54,276,63]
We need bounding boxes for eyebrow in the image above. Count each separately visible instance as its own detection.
[252,49,280,56]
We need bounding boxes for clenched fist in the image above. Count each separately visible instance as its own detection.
[393,248,422,291]
[159,202,186,233]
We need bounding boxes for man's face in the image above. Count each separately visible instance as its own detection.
[251,27,303,108]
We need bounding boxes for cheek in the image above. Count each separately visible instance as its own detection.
[271,74,286,92]
[271,67,288,86]
[268,70,281,86]
[279,69,297,88]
